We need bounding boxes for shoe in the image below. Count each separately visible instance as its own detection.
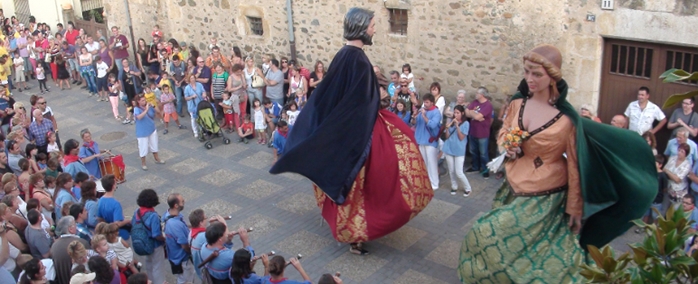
[483,172,490,179]
[450,189,456,195]
[268,143,273,148]
[25,86,30,90]
[96,98,102,101]
[142,165,148,171]
[634,228,642,234]
[46,88,50,92]
[178,125,186,129]
[465,168,479,173]
[238,138,244,143]
[122,119,131,124]
[17,88,21,92]
[155,160,165,164]
[179,113,185,118]
[163,129,169,134]
[40,91,45,94]
[194,134,199,138]
[464,190,471,197]
[243,138,249,144]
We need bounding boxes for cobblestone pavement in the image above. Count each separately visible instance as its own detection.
[26,79,642,283]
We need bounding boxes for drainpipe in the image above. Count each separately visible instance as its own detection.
[122,0,138,61]
[286,0,297,62]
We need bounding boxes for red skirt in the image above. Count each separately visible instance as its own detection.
[314,109,433,243]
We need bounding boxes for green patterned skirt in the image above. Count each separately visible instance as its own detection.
[458,181,585,283]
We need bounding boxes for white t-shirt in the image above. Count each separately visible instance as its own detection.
[401,73,415,90]
[85,41,100,54]
[96,61,109,78]
[287,110,300,125]
[624,100,666,135]
[36,67,45,80]
[13,57,24,72]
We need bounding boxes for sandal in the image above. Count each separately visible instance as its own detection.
[349,243,369,255]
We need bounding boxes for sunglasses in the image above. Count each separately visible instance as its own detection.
[282,60,288,63]
[38,102,46,105]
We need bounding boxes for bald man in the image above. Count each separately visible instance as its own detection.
[610,114,628,129]
[27,108,54,154]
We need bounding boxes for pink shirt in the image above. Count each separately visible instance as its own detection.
[160,92,176,114]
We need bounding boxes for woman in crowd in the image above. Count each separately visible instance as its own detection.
[642,131,658,155]
[87,256,120,284]
[287,66,307,104]
[53,172,77,219]
[229,249,268,284]
[135,38,149,84]
[81,181,99,229]
[262,255,311,284]
[120,59,143,125]
[579,104,602,123]
[393,99,412,126]
[78,46,99,98]
[97,40,114,75]
[184,74,205,138]
[666,143,692,206]
[211,63,229,115]
[308,60,325,97]
[11,102,30,130]
[0,203,27,253]
[230,46,243,67]
[18,258,47,284]
[244,56,264,115]
[228,64,247,128]
[78,129,105,179]
[30,173,53,221]
[281,57,290,103]
[443,105,472,196]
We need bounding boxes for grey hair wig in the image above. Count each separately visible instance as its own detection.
[56,216,76,236]
[344,7,375,45]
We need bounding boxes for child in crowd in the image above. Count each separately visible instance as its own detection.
[73,172,89,202]
[237,115,254,144]
[159,84,184,134]
[45,157,60,179]
[107,73,122,121]
[46,131,59,153]
[253,99,267,144]
[67,241,89,271]
[36,153,47,171]
[286,102,300,126]
[44,175,56,196]
[401,63,415,90]
[158,72,174,90]
[143,86,159,111]
[88,234,119,270]
[95,55,110,102]
[36,64,49,93]
[26,144,43,174]
[220,92,235,133]
[13,51,27,91]
[272,120,291,165]
[394,99,412,126]
[95,222,141,275]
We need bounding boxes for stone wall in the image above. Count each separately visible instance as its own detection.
[104,0,698,110]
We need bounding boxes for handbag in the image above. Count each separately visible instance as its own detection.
[44,52,51,63]
[251,74,265,88]
[119,91,127,102]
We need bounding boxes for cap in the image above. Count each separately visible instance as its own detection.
[180,41,187,46]
[70,272,96,284]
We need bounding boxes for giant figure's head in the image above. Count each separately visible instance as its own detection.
[344,7,375,45]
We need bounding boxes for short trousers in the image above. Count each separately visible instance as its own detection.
[67,58,79,71]
[163,112,178,123]
[137,131,159,157]
[96,76,108,91]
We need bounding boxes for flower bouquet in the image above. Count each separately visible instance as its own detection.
[487,127,530,173]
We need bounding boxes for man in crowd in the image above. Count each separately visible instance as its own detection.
[664,127,698,164]
[466,87,494,178]
[51,216,90,284]
[164,193,195,284]
[668,97,698,138]
[264,59,285,106]
[205,46,230,71]
[133,189,166,284]
[16,29,31,81]
[7,140,22,175]
[169,54,187,117]
[97,175,131,240]
[25,209,52,259]
[387,70,400,97]
[624,86,666,135]
[28,109,53,154]
[199,222,252,283]
[272,120,291,164]
[84,35,100,57]
[69,203,92,243]
[610,114,628,128]
[193,56,212,92]
[109,26,130,72]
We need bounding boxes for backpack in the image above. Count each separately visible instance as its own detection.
[131,210,157,255]
[299,67,311,82]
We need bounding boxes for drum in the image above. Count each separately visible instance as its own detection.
[99,155,126,184]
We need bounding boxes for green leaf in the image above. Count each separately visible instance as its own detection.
[602,256,617,274]
[631,245,648,266]
[660,68,698,83]
[669,255,697,268]
[656,227,666,255]
[661,90,698,110]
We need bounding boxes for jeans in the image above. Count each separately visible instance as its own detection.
[115,58,125,73]
[80,66,97,93]
[468,136,490,171]
[174,85,184,115]
[419,145,440,190]
[445,155,472,192]
[247,87,263,121]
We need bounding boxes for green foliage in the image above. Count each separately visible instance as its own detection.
[579,205,698,283]
[660,68,698,109]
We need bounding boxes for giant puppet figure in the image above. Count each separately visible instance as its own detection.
[269,7,433,254]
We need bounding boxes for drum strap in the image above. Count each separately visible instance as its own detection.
[83,146,96,156]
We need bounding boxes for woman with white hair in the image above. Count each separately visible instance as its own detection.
[579,104,601,123]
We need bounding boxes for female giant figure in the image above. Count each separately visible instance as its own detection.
[458,45,657,282]
[270,7,433,254]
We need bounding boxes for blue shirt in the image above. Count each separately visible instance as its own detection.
[231,273,263,284]
[261,276,311,284]
[134,106,156,138]
[273,127,292,155]
[76,223,93,243]
[163,212,190,265]
[388,82,397,98]
[414,108,441,147]
[71,186,82,201]
[395,110,411,126]
[84,199,99,229]
[28,119,54,146]
[191,232,207,279]
[97,197,129,240]
[54,189,78,219]
[665,138,698,165]
[79,142,102,179]
[200,244,254,280]
[264,102,282,117]
[442,121,470,157]
[132,209,164,248]
[688,207,698,230]
[184,83,204,117]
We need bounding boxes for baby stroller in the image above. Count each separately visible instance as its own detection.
[196,100,231,149]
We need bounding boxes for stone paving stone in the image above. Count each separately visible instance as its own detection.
[156,186,203,203]
[123,173,167,191]
[415,198,461,224]
[199,169,243,186]
[274,230,333,258]
[394,269,449,284]
[281,172,305,181]
[376,225,427,251]
[199,199,242,219]
[324,252,388,282]
[156,148,180,161]
[210,143,247,158]
[59,117,83,129]
[276,192,318,215]
[425,239,461,269]
[461,211,486,233]
[239,151,274,169]
[234,179,283,200]
[112,140,139,155]
[232,214,283,238]
[168,158,209,175]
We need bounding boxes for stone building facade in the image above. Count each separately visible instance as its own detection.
[104,0,698,111]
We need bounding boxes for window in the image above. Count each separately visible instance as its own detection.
[247,16,263,36]
[388,9,408,35]
[609,44,653,78]
[665,50,698,85]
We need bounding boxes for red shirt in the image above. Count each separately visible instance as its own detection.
[64,29,79,45]
[241,122,253,134]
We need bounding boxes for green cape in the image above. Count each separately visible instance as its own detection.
[512,79,657,250]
